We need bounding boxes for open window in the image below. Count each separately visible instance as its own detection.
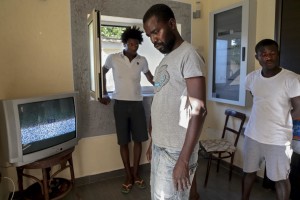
[88,11,172,99]
[87,9,103,100]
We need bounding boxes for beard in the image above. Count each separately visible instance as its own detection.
[154,32,176,54]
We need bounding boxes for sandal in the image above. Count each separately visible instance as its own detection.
[121,183,133,194]
[134,179,146,189]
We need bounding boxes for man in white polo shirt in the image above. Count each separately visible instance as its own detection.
[99,26,153,194]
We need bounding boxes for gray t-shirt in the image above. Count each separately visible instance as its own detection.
[151,41,205,150]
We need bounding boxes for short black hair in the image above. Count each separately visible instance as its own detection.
[121,26,143,44]
[255,39,279,53]
[143,4,175,24]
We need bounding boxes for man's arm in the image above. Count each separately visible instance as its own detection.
[144,69,154,161]
[146,116,152,162]
[291,96,300,141]
[144,70,154,85]
[291,96,300,119]
[102,67,109,94]
[99,66,111,105]
[173,76,207,191]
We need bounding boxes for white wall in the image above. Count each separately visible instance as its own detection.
[0,0,73,99]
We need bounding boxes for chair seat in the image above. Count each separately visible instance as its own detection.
[200,138,236,153]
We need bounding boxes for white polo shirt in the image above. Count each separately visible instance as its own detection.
[104,52,149,101]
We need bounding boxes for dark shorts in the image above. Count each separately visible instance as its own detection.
[290,152,300,199]
[113,100,148,145]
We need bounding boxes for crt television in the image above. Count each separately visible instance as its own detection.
[0,92,78,167]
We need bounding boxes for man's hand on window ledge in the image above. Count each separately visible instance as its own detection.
[98,95,111,105]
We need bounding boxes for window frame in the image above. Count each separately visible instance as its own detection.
[88,13,182,99]
[87,10,103,100]
[88,14,165,98]
[207,0,256,106]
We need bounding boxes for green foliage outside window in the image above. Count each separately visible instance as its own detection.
[100,25,127,40]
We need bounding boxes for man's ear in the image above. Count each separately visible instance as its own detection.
[168,18,177,29]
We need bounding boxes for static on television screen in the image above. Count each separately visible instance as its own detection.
[18,97,76,154]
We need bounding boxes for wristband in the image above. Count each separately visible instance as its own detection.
[293,119,300,141]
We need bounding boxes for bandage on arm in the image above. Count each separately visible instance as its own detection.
[293,119,300,141]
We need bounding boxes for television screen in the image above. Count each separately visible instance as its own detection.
[19,97,76,155]
[0,92,78,167]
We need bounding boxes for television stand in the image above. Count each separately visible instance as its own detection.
[16,147,75,200]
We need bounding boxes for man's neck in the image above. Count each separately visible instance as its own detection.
[261,66,282,78]
[123,50,137,62]
[172,37,184,52]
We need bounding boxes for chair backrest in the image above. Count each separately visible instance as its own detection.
[221,109,246,147]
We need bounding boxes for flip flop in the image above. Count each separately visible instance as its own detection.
[121,183,133,194]
[134,179,146,189]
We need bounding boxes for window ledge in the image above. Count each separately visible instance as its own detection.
[142,92,154,97]
[90,92,154,101]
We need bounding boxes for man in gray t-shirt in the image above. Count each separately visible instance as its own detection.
[143,4,207,200]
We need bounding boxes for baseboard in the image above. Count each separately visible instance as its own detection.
[74,163,150,187]
[199,157,265,184]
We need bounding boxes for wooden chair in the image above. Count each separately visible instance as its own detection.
[199,109,246,187]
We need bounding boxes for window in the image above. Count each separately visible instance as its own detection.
[87,10,168,99]
[87,10,102,100]
[207,0,256,106]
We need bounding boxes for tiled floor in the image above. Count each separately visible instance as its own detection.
[63,157,277,200]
